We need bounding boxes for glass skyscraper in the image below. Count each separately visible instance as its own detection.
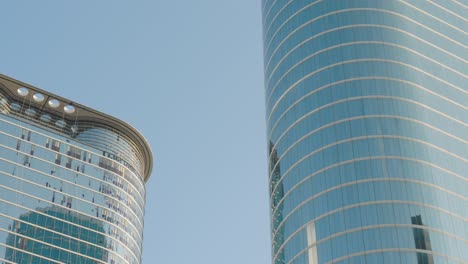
[0,74,153,264]
[261,1,466,263]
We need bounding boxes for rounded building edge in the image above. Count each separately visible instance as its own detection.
[0,73,154,182]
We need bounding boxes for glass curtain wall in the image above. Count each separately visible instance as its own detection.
[0,83,150,264]
[261,1,467,263]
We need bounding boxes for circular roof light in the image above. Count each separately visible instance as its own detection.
[33,93,45,102]
[25,108,37,117]
[10,102,21,111]
[48,99,60,108]
[64,105,76,114]
[17,87,29,97]
[55,120,67,128]
[40,114,51,123]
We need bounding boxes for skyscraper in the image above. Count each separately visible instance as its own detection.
[261,1,466,263]
[0,74,153,264]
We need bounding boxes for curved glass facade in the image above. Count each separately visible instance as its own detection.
[261,1,467,263]
[0,75,152,264]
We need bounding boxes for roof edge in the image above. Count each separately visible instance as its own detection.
[0,73,153,182]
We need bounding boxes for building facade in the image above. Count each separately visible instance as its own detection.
[0,74,153,264]
[261,1,466,263]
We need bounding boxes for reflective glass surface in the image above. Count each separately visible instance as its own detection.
[0,93,147,263]
[262,1,467,263]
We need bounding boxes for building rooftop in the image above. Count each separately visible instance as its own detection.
[0,74,153,182]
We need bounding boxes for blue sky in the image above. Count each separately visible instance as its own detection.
[0,1,271,263]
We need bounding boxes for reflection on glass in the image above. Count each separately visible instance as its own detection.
[306,222,317,264]
[411,215,434,264]
[269,141,285,264]
[4,206,108,263]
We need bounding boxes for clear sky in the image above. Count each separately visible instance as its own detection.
[0,1,271,263]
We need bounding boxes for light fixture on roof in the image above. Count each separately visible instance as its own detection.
[10,102,21,111]
[48,99,60,108]
[64,105,76,114]
[33,93,45,102]
[17,87,29,96]
[40,114,51,123]
[25,108,37,117]
[55,120,67,128]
